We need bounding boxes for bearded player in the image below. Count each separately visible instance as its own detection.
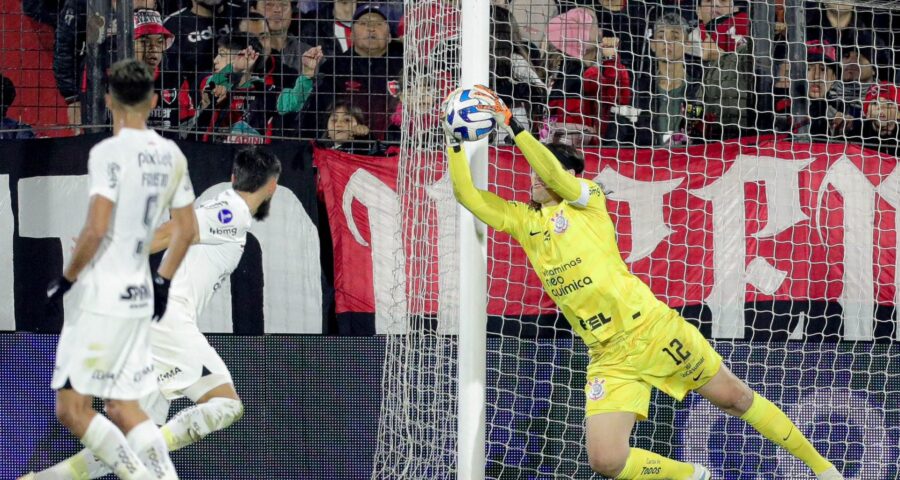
[445,85,843,480]
[26,147,281,480]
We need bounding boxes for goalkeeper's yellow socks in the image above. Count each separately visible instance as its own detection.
[740,392,834,475]
[614,447,695,479]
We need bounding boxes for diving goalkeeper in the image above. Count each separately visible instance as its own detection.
[445,85,843,480]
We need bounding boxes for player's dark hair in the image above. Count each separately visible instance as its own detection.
[107,59,155,106]
[232,146,282,192]
[545,143,585,174]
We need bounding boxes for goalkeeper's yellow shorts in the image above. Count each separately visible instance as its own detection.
[584,306,722,420]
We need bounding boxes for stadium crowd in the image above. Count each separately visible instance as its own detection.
[2,0,900,152]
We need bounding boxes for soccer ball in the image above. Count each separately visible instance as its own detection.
[443,88,496,142]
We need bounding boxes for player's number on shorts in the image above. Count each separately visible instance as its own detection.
[662,338,691,366]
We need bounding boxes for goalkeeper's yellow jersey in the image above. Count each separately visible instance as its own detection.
[448,131,664,347]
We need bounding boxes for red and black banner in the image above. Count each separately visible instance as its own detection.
[317,140,900,340]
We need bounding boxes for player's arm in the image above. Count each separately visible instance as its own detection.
[63,195,113,281]
[447,142,517,232]
[149,215,200,254]
[156,205,196,279]
[472,85,584,202]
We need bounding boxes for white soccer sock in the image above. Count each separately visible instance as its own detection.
[159,397,244,451]
[79,415,150,480]
[34,448,112,479]
[125,420,179,480]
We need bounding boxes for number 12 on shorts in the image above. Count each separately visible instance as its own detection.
[662,338,691,365]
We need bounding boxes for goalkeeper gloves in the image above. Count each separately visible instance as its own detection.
[152,273,172,322]
[470,84,514,135]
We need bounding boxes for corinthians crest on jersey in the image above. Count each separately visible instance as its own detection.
[552,210,569,234]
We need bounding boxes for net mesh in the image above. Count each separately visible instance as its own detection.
[371,0,461,478]
[377,0,900,479]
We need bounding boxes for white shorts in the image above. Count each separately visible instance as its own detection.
[52,310,156,400]
[149,308,233,402]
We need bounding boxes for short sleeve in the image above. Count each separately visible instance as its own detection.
[196,198,249,245]
[169,149,195,209]
[87,144,120,202]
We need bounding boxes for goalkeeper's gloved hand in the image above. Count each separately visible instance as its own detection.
[470,84,513,135]
[151,272,172,322]
[46,275,74,317]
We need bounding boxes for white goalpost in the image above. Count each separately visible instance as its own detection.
[374,0,900,478]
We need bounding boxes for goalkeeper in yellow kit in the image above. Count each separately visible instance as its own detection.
[445,86,843,480]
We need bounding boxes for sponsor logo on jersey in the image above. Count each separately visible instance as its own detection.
[210,226,238,237]
[157,366,183,383]
[218,208,233,224]
[552,210,568,234]
[133,364,154,383]
[550,275,593,297]
[586,377,606,401]
[120,284,151,301]
[542,257,582,276]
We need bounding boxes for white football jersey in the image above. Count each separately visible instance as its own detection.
[78,128,195,318]
[165,188,252,321]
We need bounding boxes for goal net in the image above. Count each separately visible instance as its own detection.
[375,0,900,478]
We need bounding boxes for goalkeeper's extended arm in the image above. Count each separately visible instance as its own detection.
[447,143,512,231]
[471,85,583,202]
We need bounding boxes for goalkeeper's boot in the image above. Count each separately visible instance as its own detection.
[816,467,845,480]
[689,463,711,480]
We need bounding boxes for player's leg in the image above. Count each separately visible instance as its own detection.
[105,398,179,480]
[587,411,703,480]
[53,388,150,480]
[160,381,243,451]
[696,365,842,479]
[152,325,244,451]
[584,338,706,480]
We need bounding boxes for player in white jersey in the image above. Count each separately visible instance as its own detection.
[39,60,196,480]
[28,147,281,480]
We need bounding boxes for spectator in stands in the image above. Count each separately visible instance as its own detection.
[591,0,650,75]
[807,2,894,82]
[134,9,196,136]
[321,100,380,153]
[698,1,752,141]
[629,13,703,148]
[309,3,403,140]
[301,0,357,56]
[859,82,900,153]
[239,11,298,91]
[385,73,455,146]
[197,33,277,143]
[840,33,879,107]
[276,46,324,116]
[801,40,842,140]
[491,4,546,140]
[0,74,35,140]
[543,7,631,147]
[256,0,316,77]
[163,0,241,92]
[54,0,161,130]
